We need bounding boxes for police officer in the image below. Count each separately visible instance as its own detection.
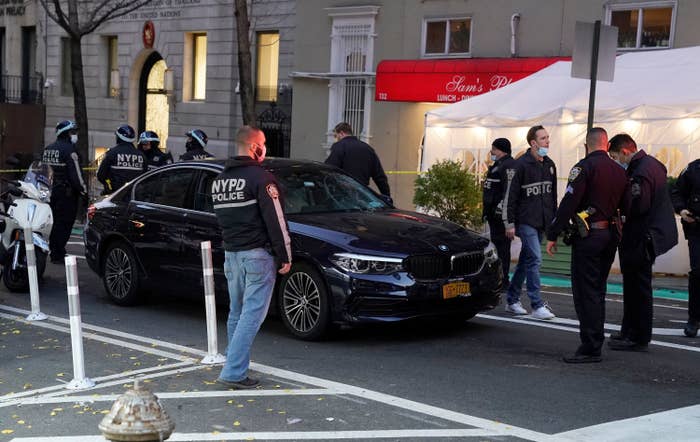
[671,158,700,337]
[502,125,557,319]
[138,130,173,170]
[41,120,87,264]
[546,127,628,363]
[607,133,677,351]
[97,124,147,195]
[179,129,214,160]
[483,138,516,287]
[325,122,391,198]
[212,125,291,388]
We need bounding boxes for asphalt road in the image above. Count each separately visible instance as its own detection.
[0,235,699,441]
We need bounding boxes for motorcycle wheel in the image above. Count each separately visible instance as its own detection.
[2,249,47,293]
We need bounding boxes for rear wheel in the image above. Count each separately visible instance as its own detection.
[277,263,331,340]
[102,241,141,306]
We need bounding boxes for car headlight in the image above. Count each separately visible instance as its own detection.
[330,253,404,275]
[484,242,499,264]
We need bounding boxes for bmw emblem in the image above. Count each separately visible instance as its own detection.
[438,244,449,252]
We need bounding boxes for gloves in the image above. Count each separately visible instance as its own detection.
[681,209,696,223]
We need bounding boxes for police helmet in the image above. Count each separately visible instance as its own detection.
[186,129,208,150]
[56,120,77,137]
[115,124,136,143]
[138,130,160,147]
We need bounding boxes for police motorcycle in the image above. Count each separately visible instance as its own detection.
[0,162,53,292]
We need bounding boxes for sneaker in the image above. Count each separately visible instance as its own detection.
[216,377,260,389]
[532,305,555,320]
[505,301,528,315]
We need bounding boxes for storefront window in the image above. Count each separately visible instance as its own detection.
[423,18,471,56]
[609,3,674,49]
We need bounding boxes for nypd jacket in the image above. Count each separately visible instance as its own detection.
[212,156,292,265]
[621,150,678,258]
[97,142,147,194]
[179,148,214,161]
[41,138,86,196]
[671,158,700,239]
[502,151,558,231]
[325,136,391,197]
[546,150,627,242]
[482,154,516,221]
[141,148,174,171]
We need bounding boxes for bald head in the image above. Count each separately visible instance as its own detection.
[235,126,264,156]
[585,127,608,152]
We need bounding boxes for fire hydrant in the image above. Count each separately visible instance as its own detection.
[99,380,175,441]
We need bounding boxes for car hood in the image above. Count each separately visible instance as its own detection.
[288,209,489,257]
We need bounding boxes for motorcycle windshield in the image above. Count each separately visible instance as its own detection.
[24,161,54,200]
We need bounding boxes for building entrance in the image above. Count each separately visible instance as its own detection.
[138,52,170,150]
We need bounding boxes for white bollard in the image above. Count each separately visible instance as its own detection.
[200,241,226,365]
[24,227,47,321]
[64,255,95,390]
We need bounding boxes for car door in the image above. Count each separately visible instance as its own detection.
[181,168,228,299]
[126,168,197,289]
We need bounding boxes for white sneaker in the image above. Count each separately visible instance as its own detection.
[505,301,528,315]
[532,305,555,320]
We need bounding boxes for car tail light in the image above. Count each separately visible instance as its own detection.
[87,204,96,221]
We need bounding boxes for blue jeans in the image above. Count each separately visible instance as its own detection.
[506,224,545,309]
[219,248,276,382]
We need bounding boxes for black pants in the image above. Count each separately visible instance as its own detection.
[488,217,511,286]
[49,190,78,260]
[571,229,617,355]
[688,237,700,322]
[619,240,654,344]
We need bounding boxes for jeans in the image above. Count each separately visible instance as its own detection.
[219,248,276,382]
[507,224,544,309]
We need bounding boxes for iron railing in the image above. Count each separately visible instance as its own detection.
[0,75,43,104]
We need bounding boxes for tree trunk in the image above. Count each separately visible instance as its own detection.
[234,0,256,125]
[69,36,89,168]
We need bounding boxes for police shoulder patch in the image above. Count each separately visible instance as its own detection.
[266,183,279,199]
[568,166,582,183]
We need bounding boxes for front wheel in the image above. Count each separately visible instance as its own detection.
[2,244,46,292]
[102,241,141,306]
[277,263,331,340]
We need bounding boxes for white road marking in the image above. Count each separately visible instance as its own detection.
[66,241,83,245]
[477,314,700,353]
[14,388,339,405]
[10,429,500,442]
[556,404,700,442]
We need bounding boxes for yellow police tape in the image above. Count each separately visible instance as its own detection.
[0,167,98,173]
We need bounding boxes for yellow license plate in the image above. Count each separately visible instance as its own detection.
[442,282,470,300]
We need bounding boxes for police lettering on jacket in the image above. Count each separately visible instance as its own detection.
[41,138,86,195]
[116,153,145,169]
[96,142,147,193]
[502,153,558,230]
[211,178,247,203]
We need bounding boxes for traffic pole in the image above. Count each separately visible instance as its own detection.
[200,241,226,364]
[65,255,95,390]
[24,227,47,321]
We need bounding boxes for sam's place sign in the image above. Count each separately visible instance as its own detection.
[375,58,566,103]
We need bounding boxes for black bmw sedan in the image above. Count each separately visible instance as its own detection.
[84,159,502,339]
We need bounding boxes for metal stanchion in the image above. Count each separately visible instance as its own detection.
[65,255,95,390]
[200,241,226,365]
[24,227,47,321]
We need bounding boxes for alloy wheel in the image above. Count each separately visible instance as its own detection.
[282,271,322,333]
[104,248,133,300]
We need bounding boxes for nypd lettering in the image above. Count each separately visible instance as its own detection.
[42,149,64,166]
[114,153,145,170]
[212,177,253,207]
[191,154,210,160]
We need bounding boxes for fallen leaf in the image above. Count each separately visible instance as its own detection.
[233,421,240,426]
[1,429,14,434]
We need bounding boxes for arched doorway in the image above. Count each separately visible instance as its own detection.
[138,52,170,150]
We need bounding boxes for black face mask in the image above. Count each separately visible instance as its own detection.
[186,140,195,151]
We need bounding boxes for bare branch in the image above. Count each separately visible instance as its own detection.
[78,0,153,36]
[39,0,75,38]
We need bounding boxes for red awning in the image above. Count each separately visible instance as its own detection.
[375,57,568,103]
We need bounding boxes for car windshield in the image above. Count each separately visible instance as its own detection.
[275,167,388,214]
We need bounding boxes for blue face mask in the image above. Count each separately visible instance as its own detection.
[490,154,498,162]
[615,160,628,170]
[537,146,549,157]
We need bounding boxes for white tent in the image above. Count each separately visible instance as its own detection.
[424,46,700,274]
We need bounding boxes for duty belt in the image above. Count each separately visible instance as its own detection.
[590,221,609,229]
